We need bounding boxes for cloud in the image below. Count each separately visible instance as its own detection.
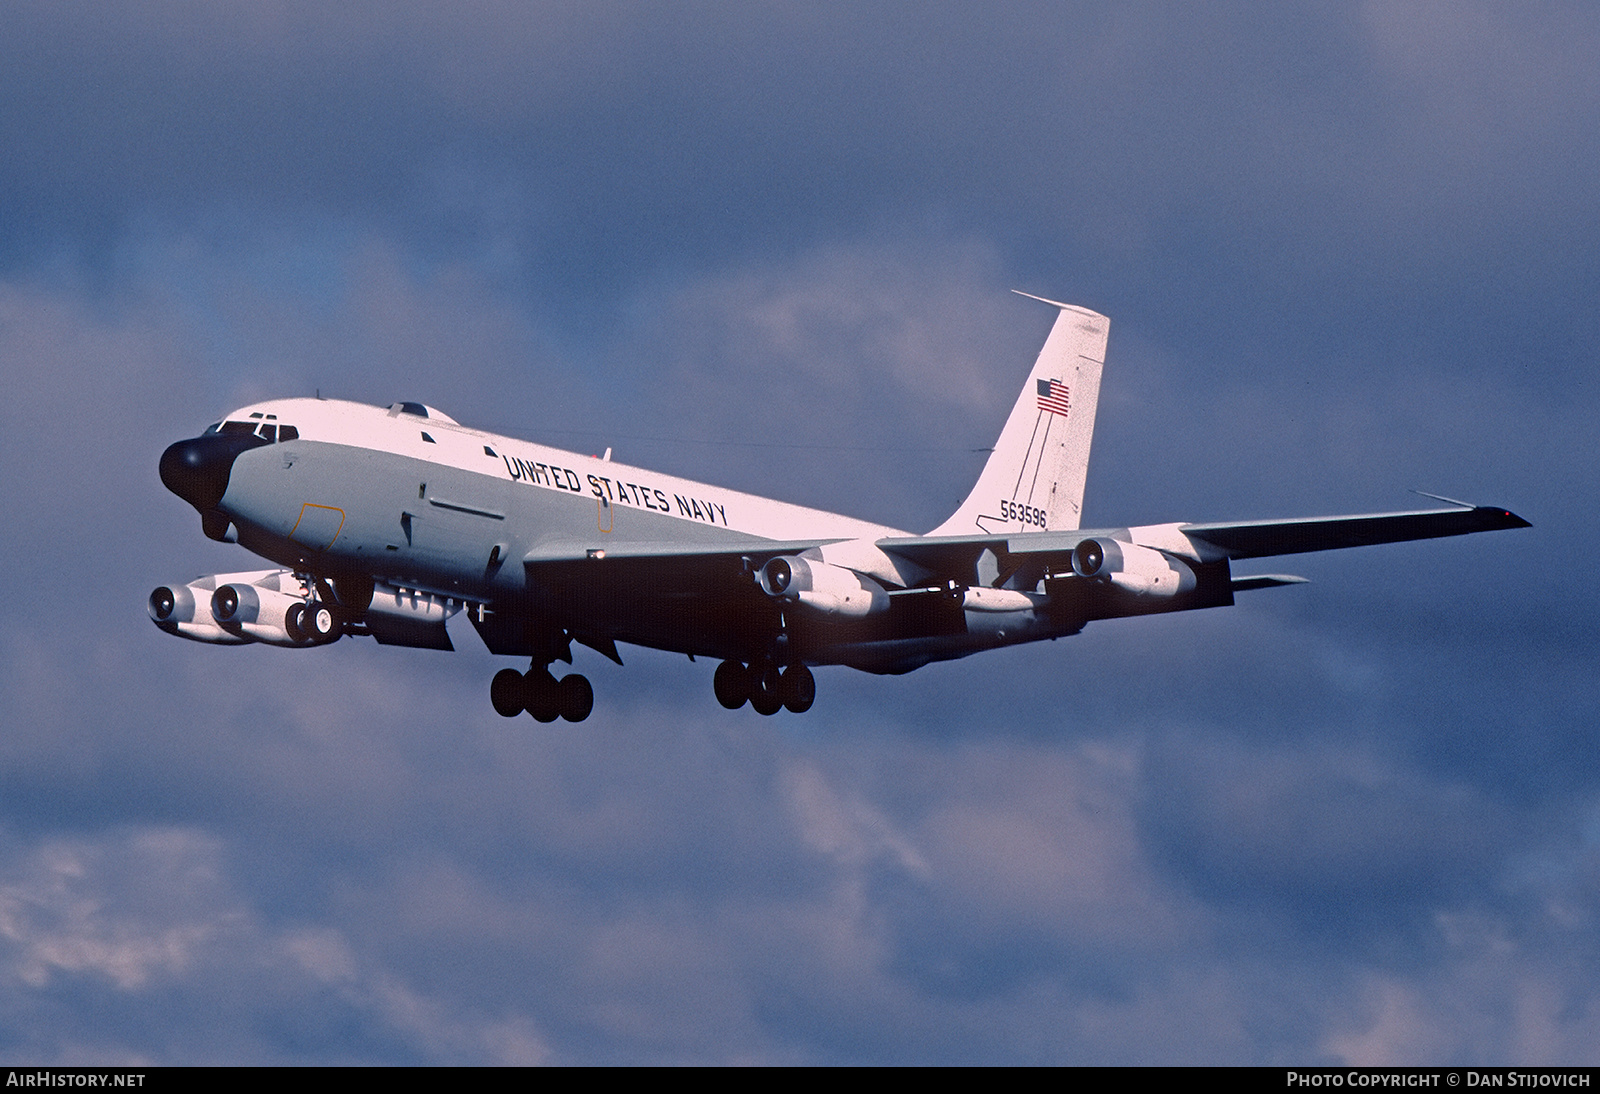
[0,825,556,1063]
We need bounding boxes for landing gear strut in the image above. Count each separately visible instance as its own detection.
[714,659,815,715]
[491,666,594,722]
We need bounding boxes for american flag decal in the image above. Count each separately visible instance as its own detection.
[1037,378,1071,417]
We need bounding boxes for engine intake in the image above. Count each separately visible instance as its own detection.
[1071,537,1196,598]
[149,584,196,625]
[757,556,889,618]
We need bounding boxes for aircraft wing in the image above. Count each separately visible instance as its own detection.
[878,505,1530,571]
[518,539,837,619]
[1173,505,1530,560]
[519,505,1529,589]
[512,537,859,662]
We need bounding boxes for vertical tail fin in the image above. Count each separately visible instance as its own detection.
[930,294,1108,536]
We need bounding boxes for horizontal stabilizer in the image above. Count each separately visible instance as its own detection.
[1230,574,1309,592]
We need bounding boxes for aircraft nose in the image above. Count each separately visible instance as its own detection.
[159,433,266,511]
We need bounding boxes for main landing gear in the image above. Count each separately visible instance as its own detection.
[491,666,594,723]
[714,659,815,715]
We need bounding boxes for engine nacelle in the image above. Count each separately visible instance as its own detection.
[148,582,196,625]
[211,581,313,646]
[1071,537,1196,598]
[758,556,890,619]
[149,570,292,644]
[149,581,249,644]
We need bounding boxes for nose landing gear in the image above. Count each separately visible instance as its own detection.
[285,601,341,644]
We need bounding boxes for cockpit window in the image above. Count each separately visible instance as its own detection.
[209,419,299,443]
[397,402,429,418]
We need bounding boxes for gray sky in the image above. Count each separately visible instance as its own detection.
[0,1,1594,1063]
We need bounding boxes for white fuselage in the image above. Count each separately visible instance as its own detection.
[195,398,1072,672]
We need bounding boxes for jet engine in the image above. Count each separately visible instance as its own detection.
[149,570,305,644]
[757,556,890,618]
[210,581,318,646]
[148,579,245,644]
[1071,537,1196,598]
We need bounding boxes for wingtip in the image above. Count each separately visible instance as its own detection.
[1411,492,1530,531]
[1477,505,1532,530]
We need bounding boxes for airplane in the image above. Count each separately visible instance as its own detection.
[151,292,1530,721]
